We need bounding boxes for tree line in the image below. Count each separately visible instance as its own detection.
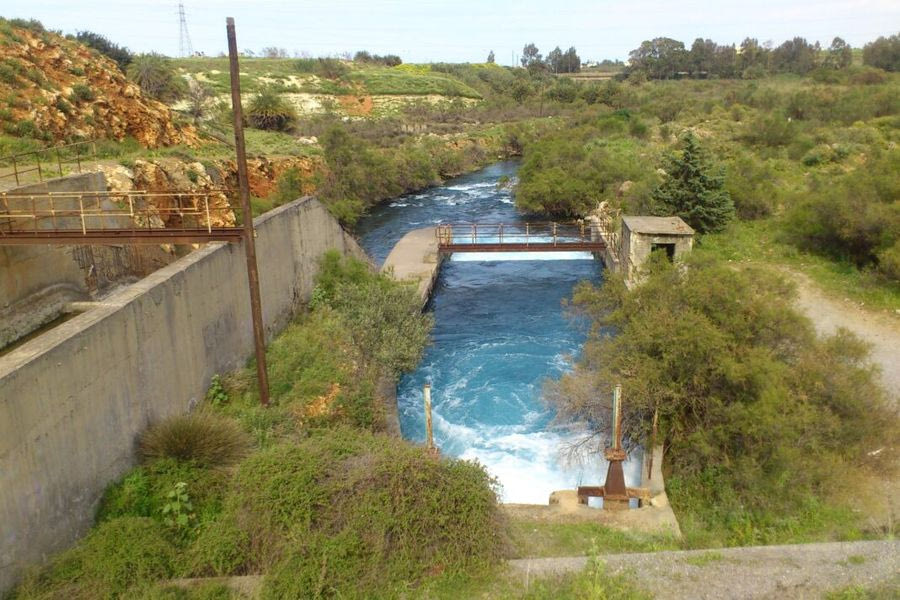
[627,34,899,79]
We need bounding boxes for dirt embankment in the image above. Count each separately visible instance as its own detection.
[97,154,321,227]
[0,24,197,147]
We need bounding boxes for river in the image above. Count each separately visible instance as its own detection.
[355,161,642,504]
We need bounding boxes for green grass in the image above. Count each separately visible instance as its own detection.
[698,219,900,311]
[173,57,484,99]
[508,520,680,558]
[349,67,482,98]
[420,559,652,599]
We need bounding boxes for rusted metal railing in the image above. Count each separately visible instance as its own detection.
[436,222,606,253]
[0,140,98,188]
[0,189,242,245]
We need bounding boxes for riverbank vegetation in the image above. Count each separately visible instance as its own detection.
[10,254,508,598]
[551,254,898,547]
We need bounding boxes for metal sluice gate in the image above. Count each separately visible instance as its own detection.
[436,222,607,253]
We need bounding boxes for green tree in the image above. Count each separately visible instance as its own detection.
[823,36,852,69]
[521,42,544,71]
[628,37,687,79]
[771,37,819,74]
[862,34,900,71]
[76,30,132,71]
[651,132,733,233]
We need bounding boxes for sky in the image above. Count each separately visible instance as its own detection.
[4,0,899,64]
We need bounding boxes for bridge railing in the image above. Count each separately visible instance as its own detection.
[436,222,606,251]
[0,189,243,244]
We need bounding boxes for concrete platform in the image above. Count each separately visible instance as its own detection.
[381,226,443,305]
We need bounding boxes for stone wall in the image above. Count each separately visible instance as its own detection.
[0,196,366,594]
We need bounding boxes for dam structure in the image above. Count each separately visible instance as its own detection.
[359,161,643,505]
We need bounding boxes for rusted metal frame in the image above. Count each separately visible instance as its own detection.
[228,17,271,407]
[0,229,244,245]
[439,242,604,253]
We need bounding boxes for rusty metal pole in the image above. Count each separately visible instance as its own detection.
[227,17,270,407]
[423,384,434,449]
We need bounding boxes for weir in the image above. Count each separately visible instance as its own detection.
[365,162,680,535]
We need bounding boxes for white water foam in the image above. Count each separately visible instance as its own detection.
[451,251,594,262]
[428,409,642,504]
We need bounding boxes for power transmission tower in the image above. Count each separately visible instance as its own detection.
[178,2,194,57]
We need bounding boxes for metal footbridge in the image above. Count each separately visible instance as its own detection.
[436,222,606,253]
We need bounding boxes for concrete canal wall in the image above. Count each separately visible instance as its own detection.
[0,196,366,594]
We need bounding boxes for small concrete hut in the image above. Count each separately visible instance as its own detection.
[620,216,694,285]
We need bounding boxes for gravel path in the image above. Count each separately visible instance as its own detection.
[510,540,899,599]
[787,269,900,401]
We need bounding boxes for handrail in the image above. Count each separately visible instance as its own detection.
[0,140,98,187]
[0,189,242,245]
[435,222,606,252]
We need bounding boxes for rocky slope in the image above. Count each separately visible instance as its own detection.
[97,154,321,227]
[0,20,197,147]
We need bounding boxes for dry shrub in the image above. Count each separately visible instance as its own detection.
[140,411,249,467]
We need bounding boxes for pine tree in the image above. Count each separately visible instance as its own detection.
[651,131,734,233]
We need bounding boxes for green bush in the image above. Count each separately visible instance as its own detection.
[246,88,297,132]
[195,428,505,595]
[139,412,250,467]
[317,251,433,376]
[12,517,177,599]
[784,152,899,268]
[69,83,96,103]
[551,255,897,545]
[127,53,186,102]
[97,458,228,529]
[76,30,132,71]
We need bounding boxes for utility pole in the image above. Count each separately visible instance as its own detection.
[226,17,271,407]
[178,3,194,58]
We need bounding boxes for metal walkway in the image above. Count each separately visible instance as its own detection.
[436,223,606,253]
[0,190,243,245]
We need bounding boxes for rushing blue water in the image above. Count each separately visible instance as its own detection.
[355,161,642,503]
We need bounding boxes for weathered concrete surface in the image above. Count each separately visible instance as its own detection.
[621,216,694,285]
[503,445,679,537]
[510,540,900,600]
[0,173,172,347]
[381,226,442,305]
[0,196,365,594]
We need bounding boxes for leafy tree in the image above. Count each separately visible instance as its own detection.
[771,37,819,74]
[486,50,495,64]
[521,42,543,69]
[567,47,582,72]
[736,37,769,76]
[651,131,733,233]
[628,37,687,79]
[547,46,563,73]
[862,34,900,71]
[823,37,852,69]
[126,53,186,102]
[76,30,132,71]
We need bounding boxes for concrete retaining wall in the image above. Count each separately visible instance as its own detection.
[0,196,366,594]
[0,173,174,347]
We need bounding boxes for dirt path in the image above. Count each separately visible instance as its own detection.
[787,269,900,401]
[510,540,899,599]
